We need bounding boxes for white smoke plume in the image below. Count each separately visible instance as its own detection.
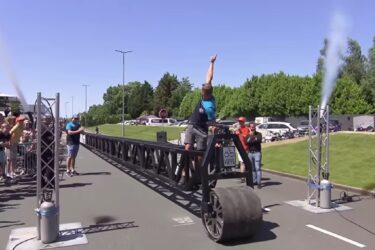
[0,33,28,108]
[320,12,349,110]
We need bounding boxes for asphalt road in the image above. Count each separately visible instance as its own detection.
[1,146,375,250]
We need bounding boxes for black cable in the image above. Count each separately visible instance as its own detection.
[334,193,375,236]
[12,236,36,250]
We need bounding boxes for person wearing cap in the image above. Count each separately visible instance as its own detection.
[235,116,250,182]
[7,115,25,178]
[65,114,84,176]
[246,122,263,188]
[180,55,217,186]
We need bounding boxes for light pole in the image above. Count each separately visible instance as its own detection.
[82,84,89,127]
[71,96,74,117]
[65,101,69,119]
[115,49,133,137]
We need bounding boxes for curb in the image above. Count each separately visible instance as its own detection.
[263,168,375,196]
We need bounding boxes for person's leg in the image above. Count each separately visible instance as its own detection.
[249,152,257,184]
[0,162,4,180]
[180,126,194,184]
[0,151,5,178]
[71,145,79,174]
[195,130,207,171]
[66,145,76,176]
[9,145,17,177]
[253,152,262,187]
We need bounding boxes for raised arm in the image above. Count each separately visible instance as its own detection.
[205,54,217,86]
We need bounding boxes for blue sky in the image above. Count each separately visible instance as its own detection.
[0,0,374,115]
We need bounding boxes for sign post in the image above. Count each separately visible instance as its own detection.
[157,108,168,142]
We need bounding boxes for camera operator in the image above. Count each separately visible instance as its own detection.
[246,122,262,189]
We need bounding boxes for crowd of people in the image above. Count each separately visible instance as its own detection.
[0,111,35,182]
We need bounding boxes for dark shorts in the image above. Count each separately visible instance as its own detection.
[184,125,208,151]
[67,144,80,157]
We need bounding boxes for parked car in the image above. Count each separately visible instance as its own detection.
[297,120,309,135]
[145,117,178,126]
[256,122,297,139]
[328,119,341,132]
[217,120,237,126]
[177,120,189,127]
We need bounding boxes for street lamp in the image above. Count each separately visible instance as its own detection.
[82,84,89,127]
[115,49,133,137]
[65,101,69,119]
[71,96,74,117]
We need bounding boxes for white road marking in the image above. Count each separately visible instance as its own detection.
[172,216,195,226]
[172,223,195,227]
[306,224,366,248]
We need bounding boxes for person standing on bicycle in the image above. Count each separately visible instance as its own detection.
[185,54,217,152]
[180,55,217,187]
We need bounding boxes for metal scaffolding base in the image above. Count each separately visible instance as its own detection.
[285,200,352,214]
[6,223,88,250]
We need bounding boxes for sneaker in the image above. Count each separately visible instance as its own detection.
[72,170,79,176]
[177,176,185,186]
[257,184,262,189]
[66,171,72,177]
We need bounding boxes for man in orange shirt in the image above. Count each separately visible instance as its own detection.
[235,116,250,182]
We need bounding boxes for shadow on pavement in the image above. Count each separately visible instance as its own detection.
[0,220,25,228]
[93,215,117,224]
[60,183,92,188]
[78,172,111,176]
[0,185,36,203]
[88,149,280,246]
[91,150,202,217]
[0,203,19,213]
[263,203,281,209]
[58,221,139,242]
[223,220,279,245]
[262,181,282,188]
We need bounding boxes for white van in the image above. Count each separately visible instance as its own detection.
[256,122,297,138]
[146,118,177,126]
[255,117,273,124]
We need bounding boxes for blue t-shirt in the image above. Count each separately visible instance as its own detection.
[65,121,81,145]
[201,98,216,121]
[188,97,216,132]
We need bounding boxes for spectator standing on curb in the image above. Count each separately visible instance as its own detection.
[235,116,250,182]
[0,123,11,181]
[8,115,25,178]
[246,122,262,189]
[65,114,84,176]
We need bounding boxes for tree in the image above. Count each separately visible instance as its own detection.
[153,73,179,115]
[140,81,154,115]
[361,37,375,107]
[169,77,192,117]
[102,85,122,115]
[178,90,201,119]
[316,38,329,76]
[342,39,367,84]
[330,77,374,114]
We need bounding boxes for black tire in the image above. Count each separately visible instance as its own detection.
[201,186,262,242]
